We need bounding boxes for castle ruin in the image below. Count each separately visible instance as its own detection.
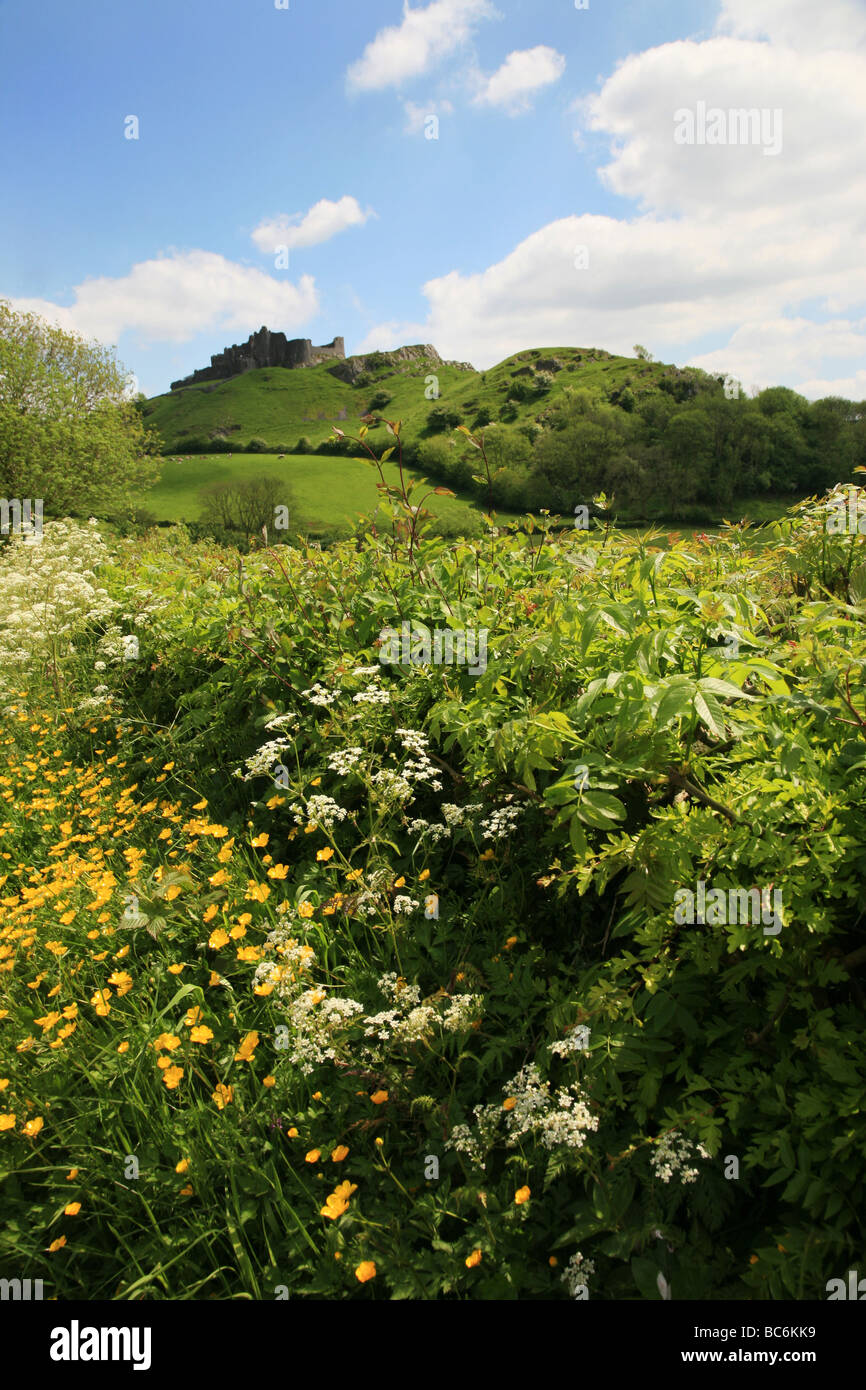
[170,327,345,390]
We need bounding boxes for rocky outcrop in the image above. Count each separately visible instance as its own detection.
[326,343,474,385]
[170,328,345,390]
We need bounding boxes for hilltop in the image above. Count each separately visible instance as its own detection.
[142,343,720,455]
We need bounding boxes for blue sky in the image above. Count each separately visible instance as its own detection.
[1,0,864,399]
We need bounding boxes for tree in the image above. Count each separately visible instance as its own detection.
[199,475,292,536]
[0,299,160,513]
[633,344,654,362]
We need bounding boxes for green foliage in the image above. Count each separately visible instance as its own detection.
[1,478,864,1299]
[0,299,160,513]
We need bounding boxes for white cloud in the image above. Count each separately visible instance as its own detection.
[6,250,319,345]
[715,0,866,52]
[687,317,866,395]
[581,39,866,219]
[251,196,374,254]
[473,46,565,113]
[347,0,496,92]
[368,9,866,396]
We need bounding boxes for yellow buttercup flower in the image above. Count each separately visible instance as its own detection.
[209,869,229,887]
[297,901,315,919]
[65,1168,78,1181]
[90,988,111,1016]
[316,847,334,862]
[503,1097,516,1111]
[465,1249,482,1268]
[117,1040,129,1054]
[208,927,230,950]
[320,1180,358,1220]
[370,1090,388,1105]
[24,1117,44,1137]
[189,1026,214,1044]
[162,1066,184,1089]
[175,1159,190,1173]
[153,1033,181,1052]
[167,964,184,975]
[212,1083,233,1110]
[355,1261,376,1283]
[331,1145,349,1162]
[64,1202,81,1216]
[514,1186,531,1205]
[203,904,218,923]
[107,970,132,996]
[235,1031,259,1062]
[48,1236,67,1253]
[0,1113,16,1131]
[305,1149,321,1163]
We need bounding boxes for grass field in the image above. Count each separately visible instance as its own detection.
[142,451,793,546]
[144,452,520,537]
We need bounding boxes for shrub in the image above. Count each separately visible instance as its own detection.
[246,437,269,453]
[198,474,292,534]
[426,405,462,434]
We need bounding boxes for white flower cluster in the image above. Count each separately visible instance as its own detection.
[372,768,414,804]
[0,520,118,687]
[283,991,366,1073]
[296,795,348,832]
[303,683,336,707]
[264,712,300,733]
[352,686,390,705]
[240,738,291,781]
[327,746,364,774]
[561,1252,596,1299]
[77,684,114,713]
[445,1062,598,1170]
[393,895,419,915]
[441,993,483,1031]
[548,1026,591,1057]
[396,728,443,791]
[408,817,451,844]
[362,973,483,1051]
[480,803,522,841]
[351,665,380,677]
[441,803,483,827]
[254,932,365,1074]
[650,1129,710,1184]
[95,624,139,666]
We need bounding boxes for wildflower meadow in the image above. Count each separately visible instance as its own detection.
[1,452,865,1302]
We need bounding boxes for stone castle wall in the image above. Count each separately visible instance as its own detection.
[170,329,345,390]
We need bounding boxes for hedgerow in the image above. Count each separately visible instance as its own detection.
[0,448,864,1299]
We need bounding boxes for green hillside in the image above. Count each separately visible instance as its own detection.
[142,345,717,454]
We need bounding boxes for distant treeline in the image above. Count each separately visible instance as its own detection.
[415,384,866,522]
[166,379,865,524]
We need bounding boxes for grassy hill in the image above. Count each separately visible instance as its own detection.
[142,344,719,455]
